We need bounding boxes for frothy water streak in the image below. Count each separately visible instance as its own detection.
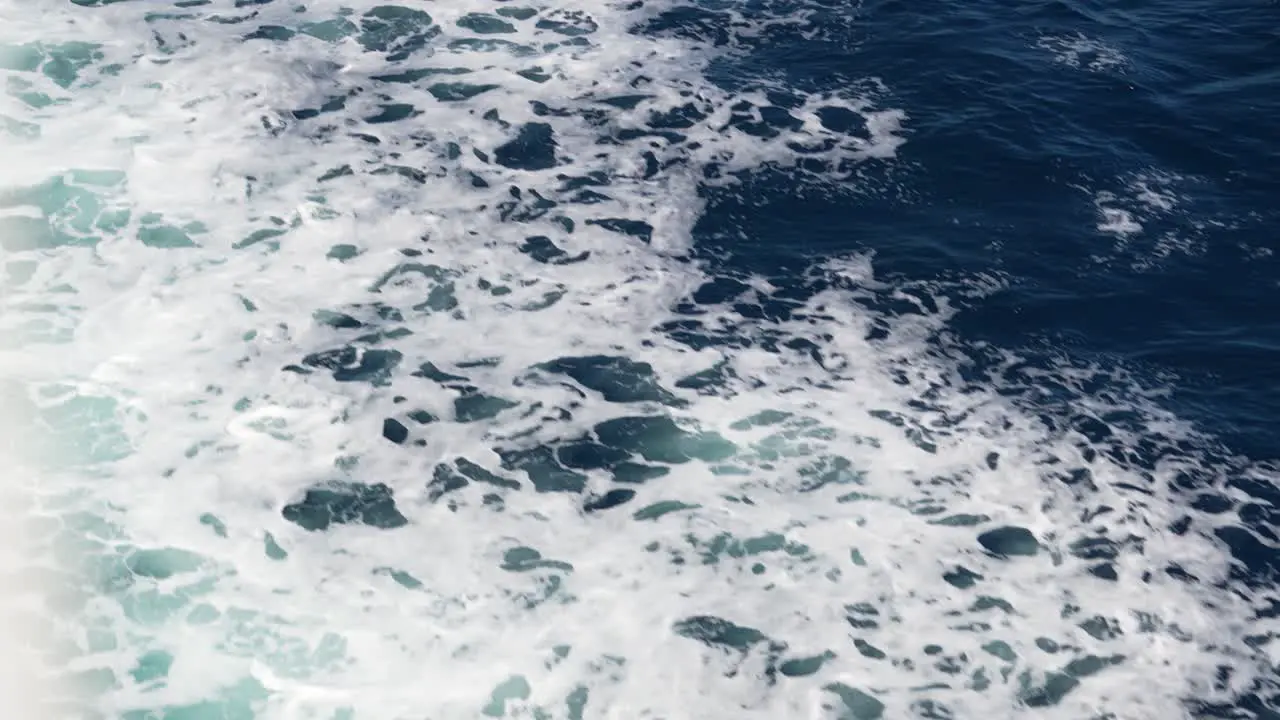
[1,0,1276,718]
[0,380,65,719]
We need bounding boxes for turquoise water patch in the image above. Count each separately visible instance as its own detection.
[281,483,409,531]
[457,13,517,36]
[0,40,103,87]
[37,391,135,465]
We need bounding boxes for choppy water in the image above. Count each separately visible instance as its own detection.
[1,0,1277,718]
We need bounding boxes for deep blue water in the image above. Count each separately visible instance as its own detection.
[691,0,1279,460]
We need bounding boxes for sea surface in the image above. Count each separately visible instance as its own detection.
[0,0,1277,717]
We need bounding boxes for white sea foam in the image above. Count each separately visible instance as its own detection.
[0,1,1273,719]
[1037,33,1128,74]
[0,380,62,720]
[1087,172,1216,270]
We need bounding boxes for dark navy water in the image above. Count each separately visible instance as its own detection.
[694,0,1279,459]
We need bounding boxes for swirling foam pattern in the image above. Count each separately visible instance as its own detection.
[0,0,1274,718]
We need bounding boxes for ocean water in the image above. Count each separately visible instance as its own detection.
[1,0,1277,717]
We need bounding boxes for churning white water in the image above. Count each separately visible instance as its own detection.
[0,0,1273,718]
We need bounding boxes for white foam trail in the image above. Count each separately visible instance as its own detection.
[0,25,59,702]
[0,319,56,719]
